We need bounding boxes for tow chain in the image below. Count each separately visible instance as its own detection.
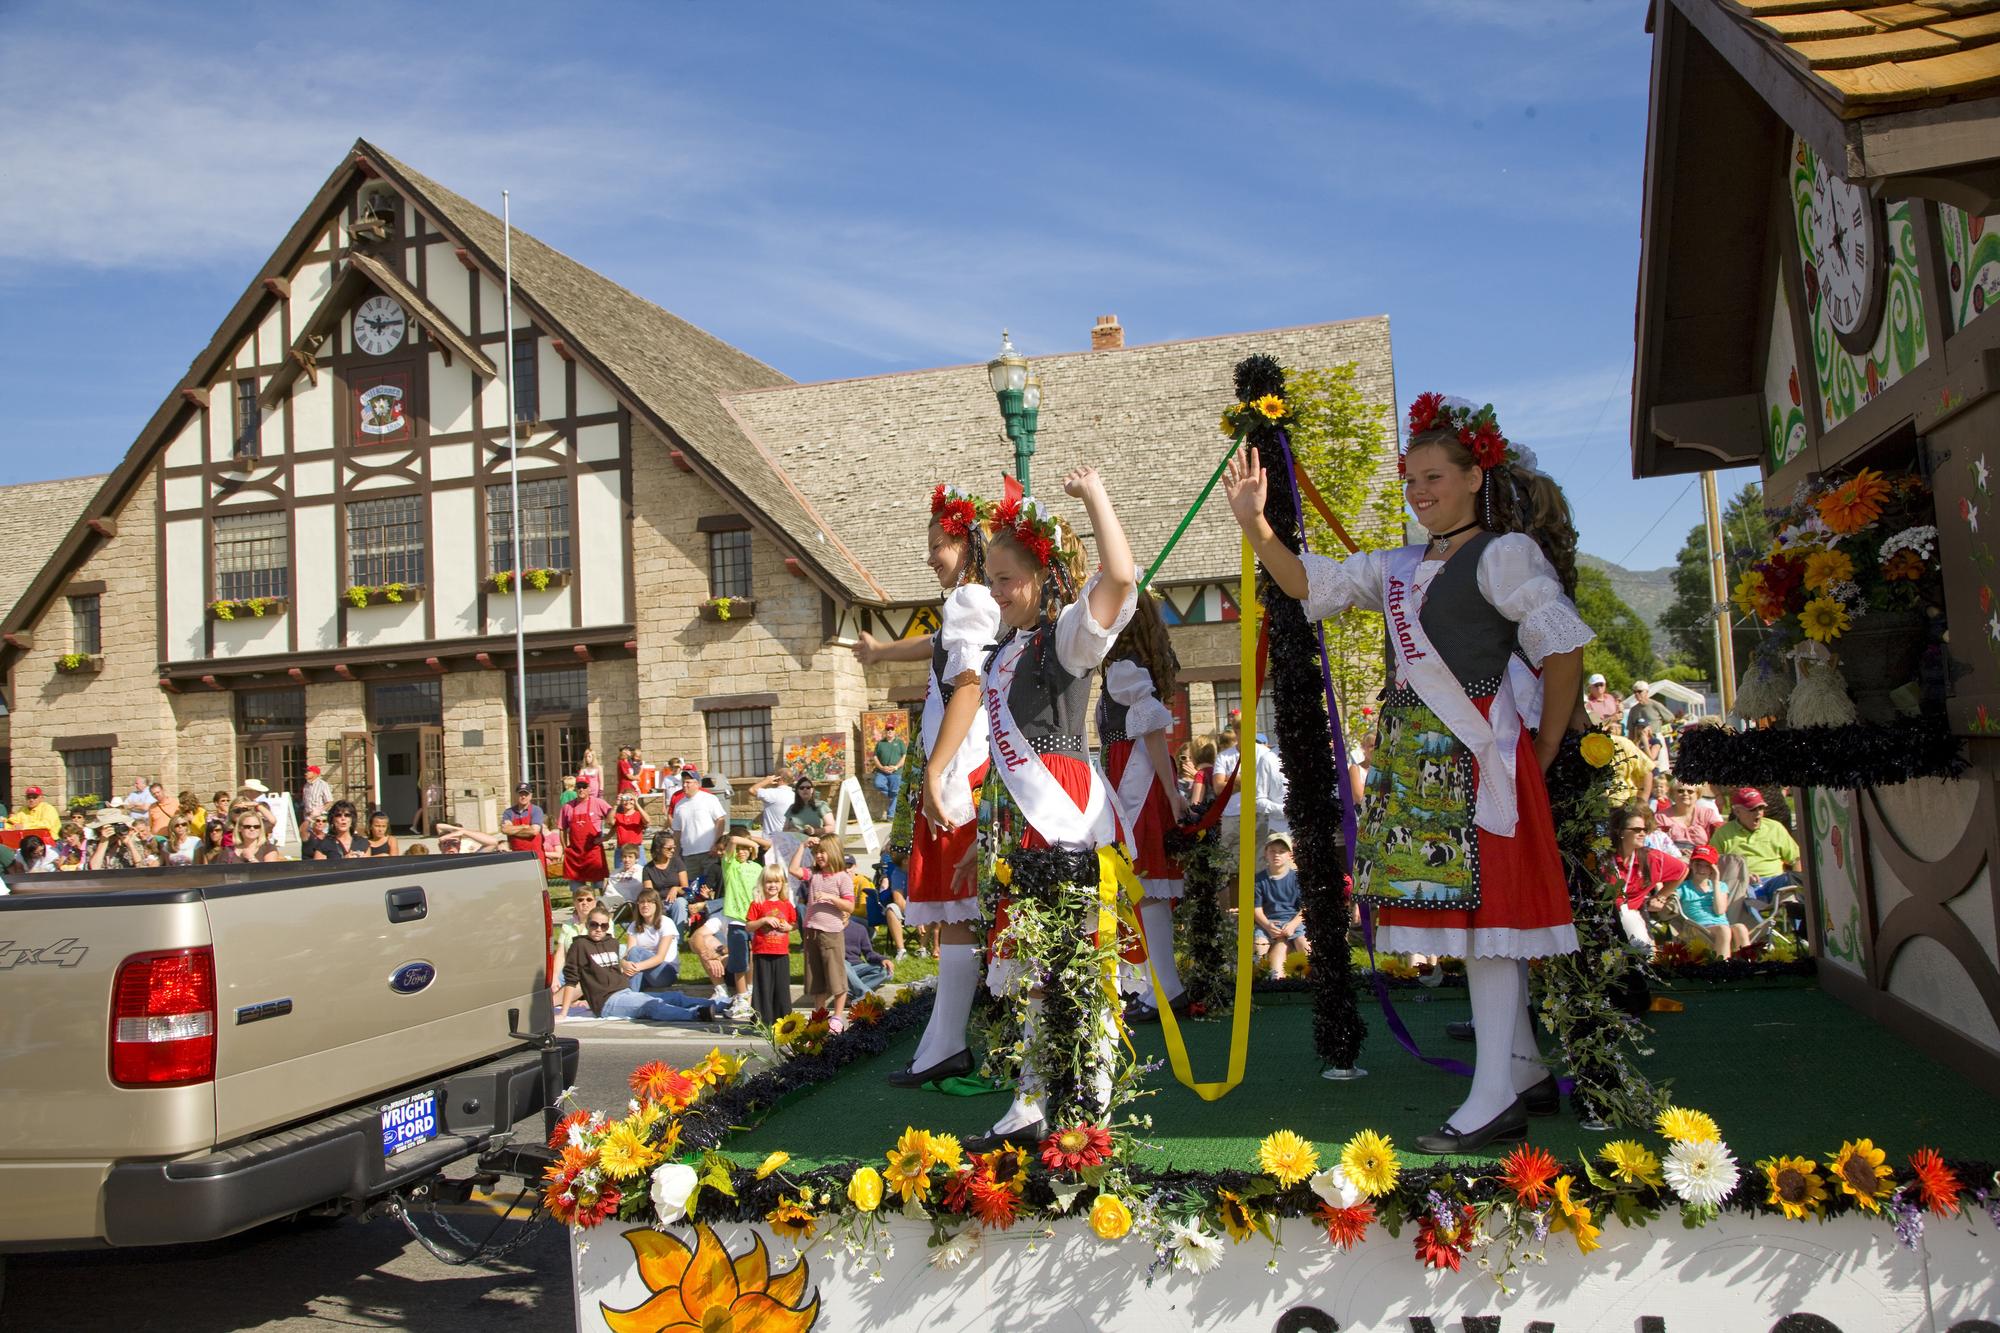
[384,1179,551,1266]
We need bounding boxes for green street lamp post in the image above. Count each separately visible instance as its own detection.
[986,330,1043,493]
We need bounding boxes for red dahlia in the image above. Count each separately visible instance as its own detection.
[1041,1123,1114,1172]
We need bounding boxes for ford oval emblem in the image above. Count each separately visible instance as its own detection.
[389,961,436,995]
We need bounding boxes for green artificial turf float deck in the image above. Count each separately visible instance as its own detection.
[721,983,2000,1172]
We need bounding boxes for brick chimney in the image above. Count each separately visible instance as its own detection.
[1091,314,1124,351]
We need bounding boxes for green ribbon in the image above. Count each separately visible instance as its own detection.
[1141,435,1242,590]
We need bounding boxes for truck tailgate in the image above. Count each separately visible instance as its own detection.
[202,852,549,1144]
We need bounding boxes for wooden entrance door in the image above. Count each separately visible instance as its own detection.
[418,726,445,834]
[240,736,307,803]
[340,730,374,810]
[516,720,588,815]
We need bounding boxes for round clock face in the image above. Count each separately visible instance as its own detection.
[353,294,407,356]
[1808,160,1886,354]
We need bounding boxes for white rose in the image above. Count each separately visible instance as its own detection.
[1308,1166,1362,1211]
[650,1162,699,1224]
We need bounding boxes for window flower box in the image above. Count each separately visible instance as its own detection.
[55,652,103,675]
[208,596,288,622]
[344,582,424,610]
[699,596,754,623]
[485,567,571,595]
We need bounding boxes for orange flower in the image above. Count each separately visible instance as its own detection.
[601,1224,818,1333]
[1499,1144,1560,1207]
[1817,468,1892,534]
[1315,1200,1374,1249]
[629,1061,697,1109]
[1883,548,1926,582]
[1909,1147,1963,1217]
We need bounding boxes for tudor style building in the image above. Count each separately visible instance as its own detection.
[0,140,1398,826]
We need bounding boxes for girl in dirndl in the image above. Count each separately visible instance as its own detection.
[1224,393,1593,1154]
[961,467,1138,1152]
[1098,592,1195,1020]
[850,484,1001,1089]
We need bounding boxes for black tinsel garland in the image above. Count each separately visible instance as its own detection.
[1165,821,1233,1014]
[1235,353,1366,1070]
[1675,716,1967,790]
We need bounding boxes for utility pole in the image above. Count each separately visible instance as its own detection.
[1702,470,1737,715]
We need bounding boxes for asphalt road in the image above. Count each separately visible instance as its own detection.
[0,1019,767,1333]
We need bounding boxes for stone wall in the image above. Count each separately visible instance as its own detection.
[442,669,511,806]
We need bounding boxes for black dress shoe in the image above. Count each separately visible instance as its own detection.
[1445,1020,1475,1042]
[1521,1072,1560,1117]
[963,1118,1046,1155]
[1125,992,1192,1025]
[1413,1099,1529,1155]
[886,1047,973,1088]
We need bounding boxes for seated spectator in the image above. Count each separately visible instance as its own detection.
[688,910,729,992]
[1610,804,1687,955]
[555,887,608,957]
[869,849,908,959]
[179,789,207,839]
[784,779,831,839]
[164,813,203,866]
[1582,673,1624,729]
[5,785,60,839]
[642,833,690,933]
[216,807,285,863]
[843,909,890,1004]
[1253,833,1309,978]
[1602,725,1654,808]
[1639,805,1677,856]
[89,811,157,869]
[16,834,56,874]
[605,842,645,908]
[304,801,364,859]
[1655,781,1721,853]
[1676,845,1750,958]
[1711,788,1802,900]
[556,908,715,1023]
[365,808,399,857]
[618,888,682,992]
[746,863,798,1027]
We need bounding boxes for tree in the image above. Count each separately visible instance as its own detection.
[1283,364,1403,709]
[1658,483,1770,685]
[1574,565,1656,694]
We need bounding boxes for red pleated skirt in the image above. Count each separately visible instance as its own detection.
[905,760,990,925]
[1102,738,1182,884]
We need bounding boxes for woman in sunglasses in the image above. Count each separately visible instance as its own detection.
[556,909,716,1023]
[215,808,285,863]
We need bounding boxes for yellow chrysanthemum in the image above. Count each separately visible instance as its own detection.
[1759,1154,1829,1220]
[1257,1129,1320,1187]
[1089,1193,1133,1240]
[1799,595,1851,643]
[1598,1139,1664,1187]
[1338,1129,1400,1198]
[1828,1138,1895,1213]
[1655,1105,1721,1145]
[1254,394,1287,420]
[1803,548,1855,591]
[1548,1175,1601,1255]
[1579,732,1615,768]
[704,1048,747,1084]
[927,1132,964,1175]
[755,1151,791,1180]
[594,1121,660,1179]
[847,1165,884,1212]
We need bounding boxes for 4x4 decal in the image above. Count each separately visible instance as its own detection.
[0,937,89,969]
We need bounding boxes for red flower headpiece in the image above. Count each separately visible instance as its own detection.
[1402,393,1534,477]
[993,474,1063,571]
[930,483,987,539]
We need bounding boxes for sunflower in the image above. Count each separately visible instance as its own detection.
[1338,1129,1401,1198]
[1040,1123,1113,1172]
[1655,1105,1721,1144]
[1579,732,1615,768]
[1220,407,1242,438]
[1088,1193,1133,1240]
[771,1012,807,1046]
[1803,548,1855,592]
[765,1189,818,1245]
[1499,1144,1560,1207]
[1909,1147,1963,1217]
[884,1132,936,1203]
[1258,1129,1320,1187]
[1758,1154,1828,1220]
[980,1144,1031,1197]
[1828,1138,1894,1212]
[1817,468,1893,534]
[1548,1175,1601,1255]
[1799,595,1852,643]
[1254,394,1287,420]
[1315,1200,1374,1250]
[1215,1189,1260,1243]
[594,1121,661,1179]
[1597,1140,1662,1189]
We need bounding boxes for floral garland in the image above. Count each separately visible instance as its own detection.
[1405,392,1520,473]
[991,476,1065,572]
[1674,716,1967,789]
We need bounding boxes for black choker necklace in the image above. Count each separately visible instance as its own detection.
[1426,520,1480,551]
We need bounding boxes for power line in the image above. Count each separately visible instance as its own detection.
[1612,477,1698,568]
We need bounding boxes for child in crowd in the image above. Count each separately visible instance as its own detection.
[790,833,856,1030]
[1252,833,1309,977]
[716,830,768,1022]
[872,848,910,959]
[605,842,645,910]
[843,907,891,1003]
[1675,844,1750,959]
[745,864,797,1026]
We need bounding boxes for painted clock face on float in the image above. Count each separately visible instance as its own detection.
[1806,158,1887,355]
[353,294,407,356]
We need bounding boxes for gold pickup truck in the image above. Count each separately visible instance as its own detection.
[0,851,577,1250]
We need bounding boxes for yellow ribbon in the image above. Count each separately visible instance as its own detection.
[1126,535,1261,1101]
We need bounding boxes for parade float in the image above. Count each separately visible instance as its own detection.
[549,3,2000,1325]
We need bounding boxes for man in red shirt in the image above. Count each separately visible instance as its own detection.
[560,775,613,890]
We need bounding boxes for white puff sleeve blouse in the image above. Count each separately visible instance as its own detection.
[937,584,1002,683]
[1104,659,1175,737]
[1476,533,1594,666]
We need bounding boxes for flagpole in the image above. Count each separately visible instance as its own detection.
[503,191,530,789]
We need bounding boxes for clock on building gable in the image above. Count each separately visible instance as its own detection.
[1804,154,1888,355]
[352,294,407,356]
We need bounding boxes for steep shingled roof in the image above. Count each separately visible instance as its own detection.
[1721,0,2000,111]
[723,319,1397,603]
[0,474,105,624]
[362,142,885,601]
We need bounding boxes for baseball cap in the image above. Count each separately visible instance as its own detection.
[1587,672,1606,686]
[23,786,40,798]
[1633,680,1651,691]
[1266,831,1294,850]
[306,765,322,776]
[516,782,534,794]
[1732,787,1768,808]
[1689,845,1719,867]
[680,768,701,781]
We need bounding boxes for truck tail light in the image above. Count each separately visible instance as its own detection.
[543,888,555,987]
[111,947,217,1087]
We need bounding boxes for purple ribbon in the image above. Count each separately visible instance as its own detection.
[1361,904,1474,1078]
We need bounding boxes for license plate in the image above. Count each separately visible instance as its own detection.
[381,1089,439,1159]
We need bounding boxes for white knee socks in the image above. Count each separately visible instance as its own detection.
[1451,956,1525,1132]
[991,998,1044,1134]
[1135,900,1183,1006]
[910,944,978,1073]
[1510,959,1547,1093]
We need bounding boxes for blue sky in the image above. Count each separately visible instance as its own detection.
[0,0,1751,571]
